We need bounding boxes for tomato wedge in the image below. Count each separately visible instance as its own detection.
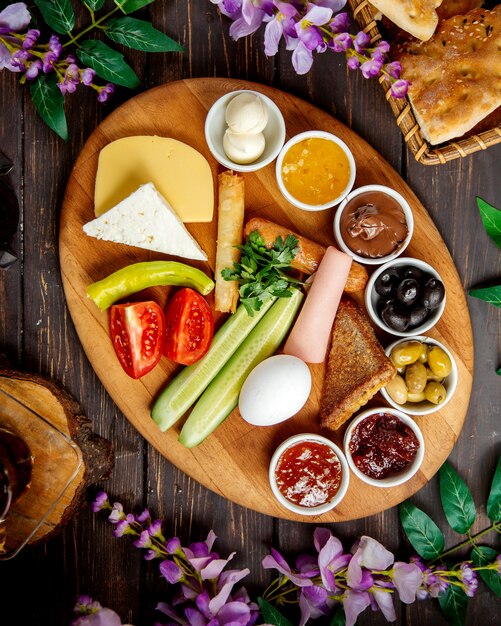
[164,288,214,365]
[110,301,165,379]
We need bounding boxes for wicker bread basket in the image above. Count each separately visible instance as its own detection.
[349,0,501,165]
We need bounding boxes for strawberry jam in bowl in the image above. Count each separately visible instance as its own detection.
[343,408,425,488]
[269,433,349,516]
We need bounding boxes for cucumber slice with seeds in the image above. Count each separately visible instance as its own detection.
[151,298,276,432]
[178,288,304,448]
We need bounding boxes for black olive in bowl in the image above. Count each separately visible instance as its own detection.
[365,258,446,337]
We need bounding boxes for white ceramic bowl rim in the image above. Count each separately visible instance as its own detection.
[381,335,458,416]
[269,433,350,516]
[333,184,414,266]
[343,407,425,488]
[275,130,356,211]
[204,89,286,173]
[364,256,446,338]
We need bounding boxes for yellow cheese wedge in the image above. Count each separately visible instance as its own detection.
[94,136,214,223]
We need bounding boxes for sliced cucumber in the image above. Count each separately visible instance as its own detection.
[178,288,304,448]
[151,298,276,431]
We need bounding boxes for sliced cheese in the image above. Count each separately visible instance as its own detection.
[84,182,208,261]
[94,136,214,223]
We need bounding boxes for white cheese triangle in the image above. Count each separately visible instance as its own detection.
[83,182,208,261]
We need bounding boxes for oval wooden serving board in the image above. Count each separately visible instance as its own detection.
[60,78,473,522]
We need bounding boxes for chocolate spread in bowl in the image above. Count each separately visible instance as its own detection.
[339,190,408,258]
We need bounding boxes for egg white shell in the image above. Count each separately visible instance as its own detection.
[238,355,312,426]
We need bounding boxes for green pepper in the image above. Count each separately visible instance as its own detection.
[86,261,214,311]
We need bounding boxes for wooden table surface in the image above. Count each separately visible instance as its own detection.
[0,2,499,625]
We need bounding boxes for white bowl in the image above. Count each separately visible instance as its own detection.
[343,408,425,488]
[365,257,446,337]
[382,336,458,416]
[204,90,286,173]
[269,433,349,516]
[275,130,356,211]
[333,184,414,265]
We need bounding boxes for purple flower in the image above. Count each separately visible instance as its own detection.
[97,83,114,103]
[42,50,58,73]
[165,537,182,555]
[112,516,136,538]
[353,31,371,52]
[160,559,184,584]
[81,67,96,86]
[385,61,402,79]
[392,561,424,603]
[292,41,314,74]
[133,529,152,549]
[295,6,332,51]
[371,40,390,60]
[228,0,266,40]
[347,536,394,590]
[148,519,164,539]
[390,78,410,98]
[316,529,351,592]
[9,48,30,70]
[72,608,125,626]
[135,508,151,525]
[91,492,110,513]
[22,28,39,49]
[330,11,350,34]
[343,590,371,626]
[108,502,125,523]
[0,2,31,34]
[347,55,360,70]
[298,586,331,626]
[331,32,352,52]
[48,34,62,56]
[360,57,383,78]
[263,1,298,57]
[459,562,478,597]
[262,547,314,587]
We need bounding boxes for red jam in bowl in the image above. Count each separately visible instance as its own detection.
[274,440,342,507]
[349,412,419,480]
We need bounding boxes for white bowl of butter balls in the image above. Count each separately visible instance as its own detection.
[205,90,286,172]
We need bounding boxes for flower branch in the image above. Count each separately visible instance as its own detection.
[0,0,183,140]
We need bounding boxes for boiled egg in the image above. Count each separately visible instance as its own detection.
[238,355,312,426]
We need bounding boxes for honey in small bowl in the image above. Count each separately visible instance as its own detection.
[276,132,356,211]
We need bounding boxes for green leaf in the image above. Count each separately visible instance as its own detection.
[471,545,501,598]
[438,584,468,626]
[469,284,501,308]
[34,0,75,34]
[477,197,501,249]
[30,75,68,141]
[497,366,501,375]
[330,606,346,626]
[257,598,293,626]
[114,0,155,14]
[104,17,183,52]
[487,456,501,522]
[83,0,105,10]
[76,40,140,88]
[399,501,445,559]
[439,461,476,534]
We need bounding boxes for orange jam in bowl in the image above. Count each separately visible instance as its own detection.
[276,132,355,210]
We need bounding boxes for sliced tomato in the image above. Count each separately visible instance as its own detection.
[164,288,214,365]
[110,301,165,379]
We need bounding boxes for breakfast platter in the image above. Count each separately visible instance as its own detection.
[59,78,473,522]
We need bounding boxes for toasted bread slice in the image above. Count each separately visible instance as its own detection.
[320,298,396,431]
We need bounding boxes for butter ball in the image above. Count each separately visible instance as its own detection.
[223,130,266,164]
[225,93,269,134]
